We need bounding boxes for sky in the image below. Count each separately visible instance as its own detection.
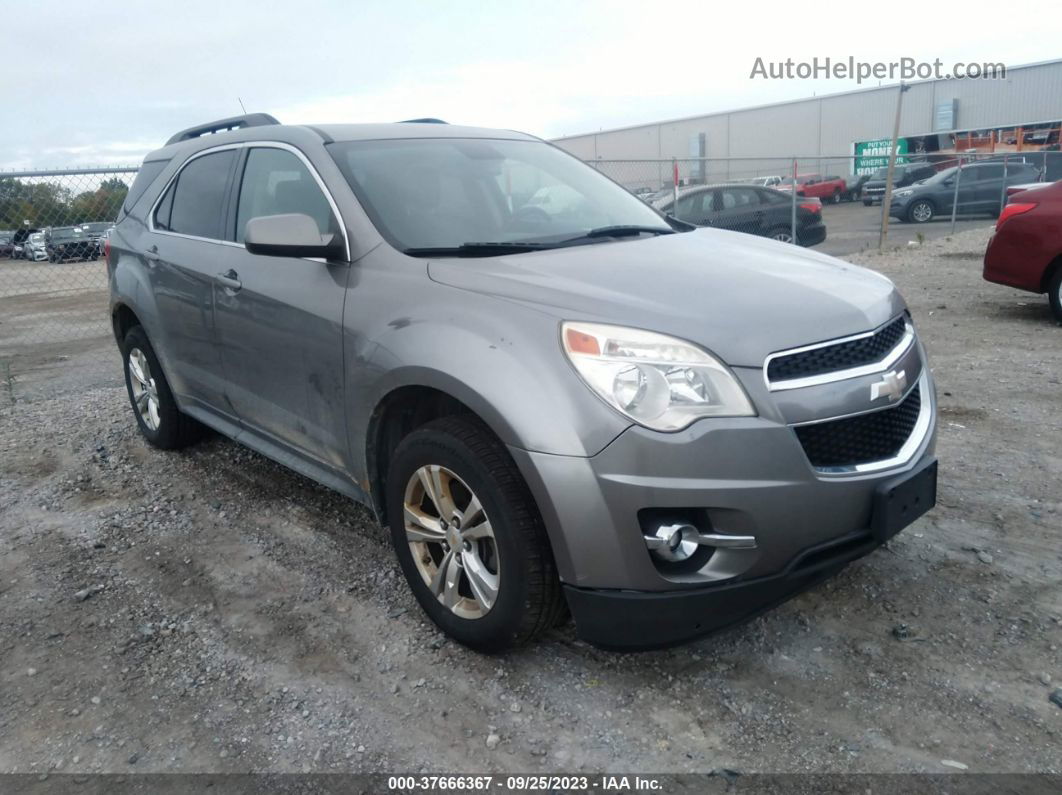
[5,0,1062,169]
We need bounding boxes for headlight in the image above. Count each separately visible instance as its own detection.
[893,189,913,198]
[561,322,756,431]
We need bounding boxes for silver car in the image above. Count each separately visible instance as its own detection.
[108,114,938,651]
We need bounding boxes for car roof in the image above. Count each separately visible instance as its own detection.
[144,119,540,163]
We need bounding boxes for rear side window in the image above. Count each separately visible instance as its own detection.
[234,148,336,243]
[123,160,168,215]
[155,150,236,239]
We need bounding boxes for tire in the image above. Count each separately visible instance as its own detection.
[767,226,795,244]
[121,325,203,449]
[863,199,873,207]
[907,199,935,224]
[386,415,565,652]
[832,190,841,204]
[1048,266,1062,324]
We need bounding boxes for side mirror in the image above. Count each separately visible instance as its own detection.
[244,213,344,260]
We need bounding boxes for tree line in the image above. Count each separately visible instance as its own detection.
[0,176,129,230]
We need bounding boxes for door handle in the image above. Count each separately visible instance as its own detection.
[216,269,242,291]
[145,245,160,262]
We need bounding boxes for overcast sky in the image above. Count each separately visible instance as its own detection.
[6,0,1062,169]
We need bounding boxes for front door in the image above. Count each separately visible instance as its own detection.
[212,145,351,475]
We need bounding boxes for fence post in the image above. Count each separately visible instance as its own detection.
[999,153,1009,214]
[790,158,797,244]
[949,155,963,234]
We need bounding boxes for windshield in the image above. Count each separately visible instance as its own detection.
[328,138,672,253]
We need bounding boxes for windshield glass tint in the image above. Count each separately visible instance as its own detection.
[328,138,670,251]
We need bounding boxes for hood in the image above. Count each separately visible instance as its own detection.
[428,228,904,367]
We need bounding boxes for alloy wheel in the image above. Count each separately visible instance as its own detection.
[772,231,794,243]
[403,464,500,619]
[127,347,161,431]
[911,201,933,222]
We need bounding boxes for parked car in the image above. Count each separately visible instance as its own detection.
[748,175,783,188]
[889,161,1042,223]
[653,183,826,246]
[11,227,41,259]
[109,114,937,651]
[46,226,98,262]
[983,180,1062,321]
[862,163,938,206]
[23,231,49,261]
[0,234,13,258]
[842,173,871,202]
[776,174,847,203]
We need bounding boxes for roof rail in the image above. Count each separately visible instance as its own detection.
[165,113,280,146]
[398,118,448,124]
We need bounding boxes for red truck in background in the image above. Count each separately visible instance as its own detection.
[776,174,847,203]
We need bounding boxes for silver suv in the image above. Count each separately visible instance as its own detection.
[108,114,938,651]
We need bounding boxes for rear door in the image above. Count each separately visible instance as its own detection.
[211,144,351,475]
[713,187,767,236]
[148,147,239,415]
[672,190,712,225]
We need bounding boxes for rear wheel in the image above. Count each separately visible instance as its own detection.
[863,199,873,207]
[767,227,795,244]
[386,415,565,652]
[121,326,204,449]
[1048,266,1062,324]
[907,199,934,223]
[832,189,841,204]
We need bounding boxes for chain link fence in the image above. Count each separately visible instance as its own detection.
[1,167,138,391]
[590,151,1061,246]
[1,152,1060,389]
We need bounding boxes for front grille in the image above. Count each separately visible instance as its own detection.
[767,316,907,383]
[794,385,921,469]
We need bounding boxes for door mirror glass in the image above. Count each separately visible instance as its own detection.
[244,213,344,260]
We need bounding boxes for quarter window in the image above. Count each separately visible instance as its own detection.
[235,148,337,244]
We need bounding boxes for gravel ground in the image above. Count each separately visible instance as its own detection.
[1,225,1060,776]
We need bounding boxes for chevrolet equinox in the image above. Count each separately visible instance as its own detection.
[108,114,938,651]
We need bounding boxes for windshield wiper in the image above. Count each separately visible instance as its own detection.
[574,225,675,240]
[403,242,550,258]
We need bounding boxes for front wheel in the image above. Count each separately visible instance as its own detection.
[907,200,935,223]
[122,326,204,449]
[863,199,873,207]
[832,190,841,204]
[386,416,565,652]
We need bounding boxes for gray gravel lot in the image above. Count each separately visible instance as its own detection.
[1,225,1060,775]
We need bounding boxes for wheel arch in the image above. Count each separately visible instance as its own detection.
[1039,253,1062,294]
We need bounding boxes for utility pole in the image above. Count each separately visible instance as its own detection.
[878,82,911,250]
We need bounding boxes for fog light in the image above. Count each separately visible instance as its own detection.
[644,523,699,562]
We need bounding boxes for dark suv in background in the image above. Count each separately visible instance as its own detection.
[889,161,1042,223]
[862,163,938,205]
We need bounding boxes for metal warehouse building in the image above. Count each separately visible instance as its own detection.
[552,58,1062,185]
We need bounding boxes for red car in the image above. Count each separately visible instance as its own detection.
[776,174,847,203]
[983,180,1062,321]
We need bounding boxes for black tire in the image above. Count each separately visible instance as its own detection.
[121,325,203,449]
[1048,266,1062,324]
[832,189,841,204]
[386,415,566,652]
[766,226,795,244]
[863,199,873,207]
[907,199,935,224]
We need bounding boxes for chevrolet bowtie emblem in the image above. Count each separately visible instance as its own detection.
[871,370,907,402]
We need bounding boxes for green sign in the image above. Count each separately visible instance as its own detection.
[854,138,909,176]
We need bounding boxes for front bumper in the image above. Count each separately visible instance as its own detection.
[563,529,880,650]
[508,357,937,649]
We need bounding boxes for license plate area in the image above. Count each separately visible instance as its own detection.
[871,458,937,542]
